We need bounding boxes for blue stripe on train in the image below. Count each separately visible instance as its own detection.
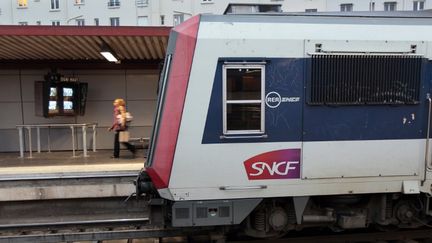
[201,58,430,144]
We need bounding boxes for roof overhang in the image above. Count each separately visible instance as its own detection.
[0,25,171,68]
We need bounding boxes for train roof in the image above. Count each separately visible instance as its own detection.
[201,10,432,25]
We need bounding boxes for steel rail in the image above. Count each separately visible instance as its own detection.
[1,223,432,243]
[0,218,149,229]
[231,228,432,243]
[0,226,215,243]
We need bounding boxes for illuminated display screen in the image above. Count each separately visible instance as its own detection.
[49,101,57,111]
[50,87,57,97]
[34,81,87,117]
[63,87,73,97]
[63,101,73,111]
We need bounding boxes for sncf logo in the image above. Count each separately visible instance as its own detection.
[244,149,301,180]
[249,161,300,176]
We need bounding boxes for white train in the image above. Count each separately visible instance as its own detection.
[138,12,432,237]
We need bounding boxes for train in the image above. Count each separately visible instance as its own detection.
[136,12,432,238]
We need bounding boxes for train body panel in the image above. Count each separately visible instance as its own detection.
[166,176,419,201]
[146,14,432,202]
[302,139,424,179]
[167,140,425,200]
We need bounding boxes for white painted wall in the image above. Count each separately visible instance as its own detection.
[0,68,158,152]
[2,0,430,26]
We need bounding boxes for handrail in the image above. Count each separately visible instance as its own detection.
[16,123,97,128]
[219,185,267,190]
[16,123,98,158]
[424,94,432,183]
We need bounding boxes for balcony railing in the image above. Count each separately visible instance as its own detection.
[107,1,120,8]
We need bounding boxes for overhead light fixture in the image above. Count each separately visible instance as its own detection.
[100,51,118,62]
[100,43,119,63]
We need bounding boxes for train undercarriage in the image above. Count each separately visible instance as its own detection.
[144,192,432,239]
[241,193,432,238]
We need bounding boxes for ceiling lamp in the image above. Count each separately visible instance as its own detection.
[100,43,119,63]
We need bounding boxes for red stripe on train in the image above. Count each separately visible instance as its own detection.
[146,15,200,189]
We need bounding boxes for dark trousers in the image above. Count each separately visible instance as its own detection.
[114,131,136,158]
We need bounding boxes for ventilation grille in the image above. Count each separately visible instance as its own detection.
[175,208,190,219]
[196,207,208,218]
[309,55,422,105]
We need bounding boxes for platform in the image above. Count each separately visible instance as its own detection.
[0,150,145,201]
[0,150,144,176]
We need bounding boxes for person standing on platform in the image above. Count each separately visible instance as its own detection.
[108,98,136,158]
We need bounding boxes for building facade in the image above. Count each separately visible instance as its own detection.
[0,0,429,26]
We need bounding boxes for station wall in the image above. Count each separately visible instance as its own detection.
[0,68,158,153]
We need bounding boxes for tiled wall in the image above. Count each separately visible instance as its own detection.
[0,68,158,152]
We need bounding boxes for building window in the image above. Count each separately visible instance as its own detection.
[136,0,148,7]
[384,2,397,11]
[110,17,120,26]
[50,0,59,10]
[369,2,375,11]
[108,0,120,7]
[225,4,281,14]
[75,0,84,4]
[18,0,28,7]
[160,15,165,25]
[94,18,99,26]
[340,3,353,12]
[18,22,28,25]
[305,8,317,12]
[76,19,85,26]
[413,1,425,10]
[173,14,184,26]
[52,20,60,26]
[137,16,149,26]
[223,64,265,135]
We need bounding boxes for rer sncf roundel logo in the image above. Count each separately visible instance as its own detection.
[244,149,301,180]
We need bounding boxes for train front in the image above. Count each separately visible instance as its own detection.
[137,15,201,200]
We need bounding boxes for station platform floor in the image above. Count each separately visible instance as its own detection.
[0,150,146,201]
[0,149,145,178]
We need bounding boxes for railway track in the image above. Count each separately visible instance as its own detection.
[1,220,432,243]
[2,197,429,242]
[0,219,216,243]
[232,228,432,243]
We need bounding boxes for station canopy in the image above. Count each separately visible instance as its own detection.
[0,25,171,66]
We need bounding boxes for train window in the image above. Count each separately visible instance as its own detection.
[223,65,265,135]
[309,54,422,105]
